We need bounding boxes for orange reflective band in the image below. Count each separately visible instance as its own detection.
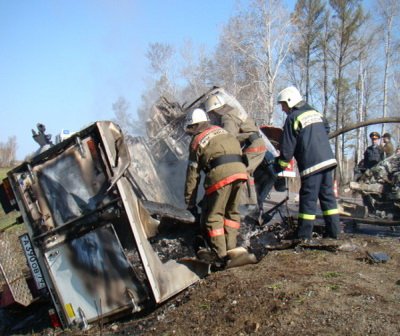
[205,173,248,195]
[191,126,221,151]
[243,146,267,153]
[208,227,225,237]
[224,219,240,229]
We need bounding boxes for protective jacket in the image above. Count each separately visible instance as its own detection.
[364,145,384,169]
[382,142,394,158]
[278,101,337,178]
[216,105,265,152]
[184,125,248,207]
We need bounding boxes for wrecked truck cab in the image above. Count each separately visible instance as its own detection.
[1,121,208,329]
[349,152,400,219]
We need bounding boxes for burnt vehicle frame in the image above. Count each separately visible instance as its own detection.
[0,121,209,329]
[0,86,290,330]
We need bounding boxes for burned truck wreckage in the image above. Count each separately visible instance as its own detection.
[0,88,287,331]
[349,152,400,220]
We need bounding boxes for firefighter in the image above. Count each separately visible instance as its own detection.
[381,132,394,158]
[183,108,248,264]
[363,132,384,169]
[204,89,267,210]
[275,86,340,240]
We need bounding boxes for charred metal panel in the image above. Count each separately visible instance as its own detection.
[97,122,208,303]
[124,136,180,206]
[351,152,400,219]
[5,121,208,328]
[43,225,147,325]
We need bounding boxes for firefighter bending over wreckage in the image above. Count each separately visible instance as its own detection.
[183,108,248,267]
[275,86,340,240]
[204,88,267,209]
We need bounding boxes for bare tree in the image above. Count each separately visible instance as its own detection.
[112,97,144,136]
[0,136,17,167]
[214,0,293,124]
[180,40,213,103]
[353,19,380,165]
[376,0,400,136]
[318,8,334,117]
[329,0,367,184]
[292,0,326,101]
[138,43,178,124]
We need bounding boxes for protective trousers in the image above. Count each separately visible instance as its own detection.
[201,180,243,258]
[297,169,340,239]
[241,140,266,205]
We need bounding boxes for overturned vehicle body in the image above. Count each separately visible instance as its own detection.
[0,87,284,330]
[1,120,210,329]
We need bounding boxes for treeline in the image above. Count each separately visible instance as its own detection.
[113,0,399,187]
[0,136,17,168]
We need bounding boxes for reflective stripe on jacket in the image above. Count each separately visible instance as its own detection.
[184,125,247,206]
[278,101,337,178]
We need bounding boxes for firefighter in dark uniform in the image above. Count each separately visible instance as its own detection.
[184,108,248,262]
[363,132,384,169]
[204,89,267,207]
[275,86,340,240]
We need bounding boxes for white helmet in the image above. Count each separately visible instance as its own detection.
[184,108,209,130]
[277,86,303,108]
[204,93,226,113]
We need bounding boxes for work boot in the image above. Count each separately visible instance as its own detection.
[196,248,220,264]
[225,247,258,269]
[210,256,229,272]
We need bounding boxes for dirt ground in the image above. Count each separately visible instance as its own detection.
[6,232,396,336]
[2,201,400,336]
[108,234,400,336]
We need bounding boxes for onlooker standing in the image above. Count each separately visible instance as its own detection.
[381,132,394,158]
[363,132,384,169]
[275,86,340,240]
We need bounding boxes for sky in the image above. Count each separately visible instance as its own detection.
[0,0,248,160]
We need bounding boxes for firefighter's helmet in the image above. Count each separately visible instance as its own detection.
[184,108,209,130]
[204,93,226,113]
[369,131,380,139]
[277,86,303,108]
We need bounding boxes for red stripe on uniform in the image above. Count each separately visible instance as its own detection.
[191,126,221,151]
[243,146,267,153]
[205,173,248,195]
[224,219,240,229]
[208,227,225,237]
